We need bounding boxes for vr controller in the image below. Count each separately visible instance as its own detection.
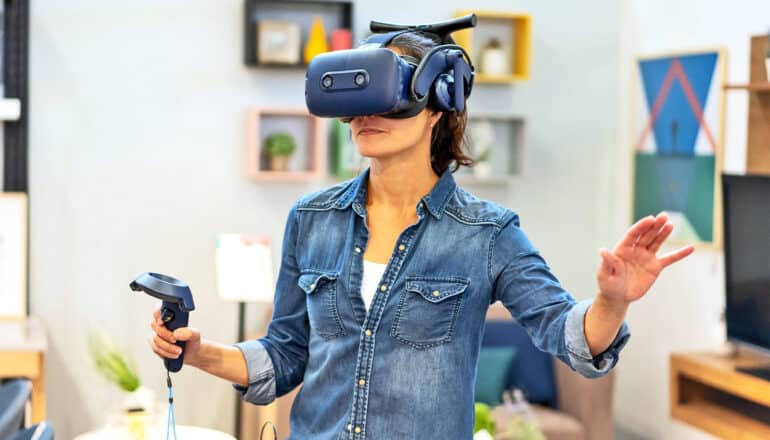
[305,14,477,120]
[130,272,196,373]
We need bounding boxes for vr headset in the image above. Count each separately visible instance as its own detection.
[305,14,477,120]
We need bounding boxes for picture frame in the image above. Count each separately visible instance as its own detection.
[256,19,301,65]
[0,192,27,319]
[630,48,726,248]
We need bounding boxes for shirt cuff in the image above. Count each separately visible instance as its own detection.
[232,339,277,405]
[564,298,631,378]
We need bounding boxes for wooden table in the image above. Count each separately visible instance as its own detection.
[0,317,47,423]
[671,350,770,439]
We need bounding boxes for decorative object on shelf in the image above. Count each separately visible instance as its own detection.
[264,131,296,171]
[469,119,494,177]
[453,10,531,83]
[256,20,301,65]
[480,38,507,76]
[330,28,353,51]
[304,16,329,64]
[0,192,27,319]
[631,48,726,247]
[329,119,366,179]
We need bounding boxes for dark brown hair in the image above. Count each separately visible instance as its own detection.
[389,32,475,175]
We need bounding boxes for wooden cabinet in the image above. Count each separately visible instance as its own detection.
[670,350,770,439]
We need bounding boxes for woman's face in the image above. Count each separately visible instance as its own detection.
[347,47,441,161]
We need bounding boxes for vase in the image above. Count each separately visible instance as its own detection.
[304,16,328,64]
[270,155,290,171]
[481,47,507,76]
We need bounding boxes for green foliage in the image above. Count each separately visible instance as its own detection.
[88,330,140,393]
[474,402,496,435]
[497,417,546,440]
[476,148,491,162]
[265,132,296,157]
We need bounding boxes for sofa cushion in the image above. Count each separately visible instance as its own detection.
[475,347,517,405]
[482,320,557,407]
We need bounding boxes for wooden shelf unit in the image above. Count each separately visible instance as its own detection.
[670,351,770,439]
[453,10,532,83]
[245,107,327,182]
[723,35,770,174]
[243,0,353,67]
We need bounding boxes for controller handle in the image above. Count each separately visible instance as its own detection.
[130,272,195,373]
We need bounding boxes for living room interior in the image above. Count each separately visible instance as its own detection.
[1,1,769,439]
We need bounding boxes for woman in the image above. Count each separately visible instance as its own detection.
[149,32,694,439]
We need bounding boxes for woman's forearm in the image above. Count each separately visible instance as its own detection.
[583,294,628,357]
[188,339,250,387]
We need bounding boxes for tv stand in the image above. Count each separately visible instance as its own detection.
[671,350,770,439]
[736,366,770,382]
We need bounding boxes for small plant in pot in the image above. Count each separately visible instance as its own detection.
[89,330,156,435]
[265,131,296,172]
[473,148,493,178]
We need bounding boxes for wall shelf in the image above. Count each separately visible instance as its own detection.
[454,113,525,184]
[243,0,353,67]
[244,107,327,182]
[453,10,532,84]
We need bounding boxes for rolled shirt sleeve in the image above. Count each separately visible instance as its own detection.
[564,298,631,378]
[232,339,277,405]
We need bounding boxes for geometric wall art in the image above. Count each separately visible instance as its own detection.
[632,49,726,246]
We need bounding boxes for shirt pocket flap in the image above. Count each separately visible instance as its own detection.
[298,270,339,294]
[405,276,469,304]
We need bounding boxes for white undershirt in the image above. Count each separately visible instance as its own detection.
[362,259,387,311]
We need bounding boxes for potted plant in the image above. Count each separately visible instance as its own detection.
[474,147,493,178]
[89,330,156,434]
[264,131,296,171]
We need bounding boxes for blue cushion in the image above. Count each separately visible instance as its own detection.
[481,320,557,407]
[475,346,517,405]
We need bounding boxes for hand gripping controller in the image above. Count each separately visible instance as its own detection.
[130,272,196,373]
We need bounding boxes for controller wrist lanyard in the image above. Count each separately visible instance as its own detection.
[130,272,195,440]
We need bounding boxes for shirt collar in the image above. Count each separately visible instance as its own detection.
[333,166,457,219]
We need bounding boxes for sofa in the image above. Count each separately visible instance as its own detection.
[482,303,615,440]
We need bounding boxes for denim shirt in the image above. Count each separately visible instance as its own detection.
[233,166,630,440]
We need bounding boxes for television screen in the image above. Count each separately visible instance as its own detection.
[723,174,770,351]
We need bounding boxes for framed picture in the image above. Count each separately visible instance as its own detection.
[631,49,726,247]
[257,19,301,65]
[0,192,27,319]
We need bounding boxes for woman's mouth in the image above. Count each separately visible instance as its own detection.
[358,127,386,136]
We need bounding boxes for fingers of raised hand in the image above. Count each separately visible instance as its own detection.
[150,319,176,343]
[637,213,669,248]
[647,221,674,254]
[659,245,696,268]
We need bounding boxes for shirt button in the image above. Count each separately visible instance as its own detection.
[355,427,362,433]
[398,244,405,251]
[358,379,365,386]
[432,290,440,297]
[355,246,361,253]
[380,284,387,292]
[347,424,352,431]
[365,329,372,337]
[419,201,424,208]
[310,284,315,290]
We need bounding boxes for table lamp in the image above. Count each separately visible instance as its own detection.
[214,233,275,439]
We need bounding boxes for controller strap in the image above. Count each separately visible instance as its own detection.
[166,369,178,440]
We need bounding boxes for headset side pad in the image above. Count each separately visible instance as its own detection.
[452,60,473,113]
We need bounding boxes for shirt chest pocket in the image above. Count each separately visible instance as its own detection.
[298,270,346,339]
[390,276,469,349]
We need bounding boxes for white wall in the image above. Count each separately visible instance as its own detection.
[28,1,623,438]
[611,1,770,439]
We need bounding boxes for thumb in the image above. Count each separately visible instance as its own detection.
[599,248,619,274]
[172,327,200,342]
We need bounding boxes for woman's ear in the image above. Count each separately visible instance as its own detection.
[430,111,443,128]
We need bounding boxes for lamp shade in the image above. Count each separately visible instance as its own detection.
[215,234,274,303]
